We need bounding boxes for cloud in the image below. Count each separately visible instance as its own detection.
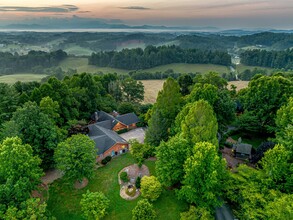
[197,0,268,10]
[119,6,151,10]
[0,5,78,13]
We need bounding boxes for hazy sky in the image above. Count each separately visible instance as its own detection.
[0,0,293,28]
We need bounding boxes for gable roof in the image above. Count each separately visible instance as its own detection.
[88,124,128,155]
[92,111,139,129]
[116,113,140,126]
[235,143,252,155]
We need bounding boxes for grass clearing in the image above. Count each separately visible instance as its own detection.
[58,57,129,74]
[228,81,249,91]
[47,153,187,220]
[0,74,47,84]
[141,80,165,103]
[145,63,230,74]
[236,64,274,73]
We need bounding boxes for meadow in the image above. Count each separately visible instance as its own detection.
[0,74,47,84]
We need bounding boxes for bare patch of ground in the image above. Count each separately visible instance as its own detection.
[41,169,63,185]
[74,178,89,189]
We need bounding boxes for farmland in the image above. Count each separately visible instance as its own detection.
[0,74,47,84]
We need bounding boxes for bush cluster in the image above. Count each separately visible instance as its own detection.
[101,156,112,165]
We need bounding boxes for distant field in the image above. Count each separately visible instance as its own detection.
[141,80,165,103]
[236,64,274,73]
[145,63,230,74]
[142,79,249,103]
[0,74,47,84]
[228,81,249,91]
[58,57,129,74]
[63,44,94,56]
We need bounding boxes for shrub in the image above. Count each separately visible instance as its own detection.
[117,128,128,134]
[135,176,141,189]
[125,185,137,197]
[101,156,112,165]
[80,190,110,220]
[120,171,129,183]
[132,199,156,220]
[140,176,162,201]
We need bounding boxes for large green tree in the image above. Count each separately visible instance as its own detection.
[239,75,292,133]
[180,206,214,220]
[156,135,190,187]
[0,83,19,125]
[132,199,156,220]
[121,77,144,103]
[11,102,58,169]
[54,134,96,181]
[181,100,218,147]
[145,78,182,146]
[261,144,292,193]
[178,142,226,209]
[0,137,43,208]
[275,97,293,150]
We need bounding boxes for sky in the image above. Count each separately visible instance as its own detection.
[0,0,293,29]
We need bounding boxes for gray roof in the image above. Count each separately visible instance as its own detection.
[88,124,128,155]
[95,120,114,130]
[116,113,139,126]
[235,143,252,155]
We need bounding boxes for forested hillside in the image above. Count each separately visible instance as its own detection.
[89,45,231,69]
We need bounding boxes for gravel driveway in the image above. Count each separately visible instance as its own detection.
[119,128,146,143]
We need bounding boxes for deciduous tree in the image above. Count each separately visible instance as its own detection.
[156,135,189,187]
[178,142,226,209]
[132,199,156,220]
[54,134,96,181]
[80,190,110,220]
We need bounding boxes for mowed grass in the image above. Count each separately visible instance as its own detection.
[236,64,275,73]
[58,57,129,74]
[145,63,230,74]
[0,74,47,84]
[47,153,187,220]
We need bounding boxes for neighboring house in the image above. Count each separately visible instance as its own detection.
[92,111,139,131]
[232,138,252,160]
[88,123,129,161]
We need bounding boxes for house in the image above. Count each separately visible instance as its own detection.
[232,142,252,160]
[92,111,139,131]
[88,123,129,161]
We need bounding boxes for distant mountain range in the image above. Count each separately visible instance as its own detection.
[0,16,292,35]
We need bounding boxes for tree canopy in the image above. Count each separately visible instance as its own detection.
[132,199,157,220]
[54,134,96,181]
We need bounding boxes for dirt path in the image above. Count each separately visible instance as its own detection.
[41,169,63,185]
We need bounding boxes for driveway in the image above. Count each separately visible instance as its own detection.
[119,128,146,143]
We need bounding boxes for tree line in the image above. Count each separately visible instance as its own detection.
[240,49,293,69]
[89,45,231,70]
[0,50,67,74]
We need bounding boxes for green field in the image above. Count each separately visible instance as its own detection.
[236,64,275,73]
[145,63,230,74]
[47,153,187,220]
[0,74,47,84]
[58,57,130,74]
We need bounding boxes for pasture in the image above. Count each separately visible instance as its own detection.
[236,64,274,73]
[0,74,47,84]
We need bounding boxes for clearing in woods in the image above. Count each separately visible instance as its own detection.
[0,74,48,84]
[141,80,249,103]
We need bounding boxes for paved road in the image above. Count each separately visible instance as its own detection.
[119,128,146,143]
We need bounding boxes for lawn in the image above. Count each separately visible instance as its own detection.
[0,73,47,84]
[47,154,187,220]
[145,63,230,74]
[58,57,129,74]
[236,64,274,74]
